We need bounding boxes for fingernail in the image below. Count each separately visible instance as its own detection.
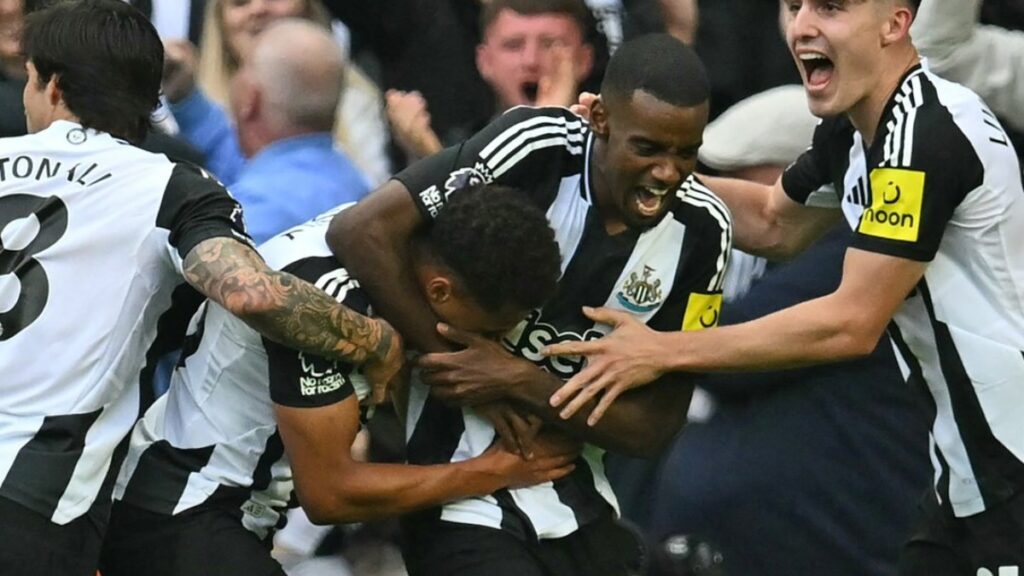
[549,395,560,406]
[559,409,570,419]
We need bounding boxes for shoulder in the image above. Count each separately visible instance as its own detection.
[880,70,994,175]
[258,214,335,270]
[482,105,588,146]
[165,161,230,197]
[672,175,732,236]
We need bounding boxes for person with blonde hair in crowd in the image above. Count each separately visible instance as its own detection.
[162,0,390,186]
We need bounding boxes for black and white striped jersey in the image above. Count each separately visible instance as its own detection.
[783,64,1024,518]
[395,106,732,540]
[0,121,249,525]
[113,208,372,539]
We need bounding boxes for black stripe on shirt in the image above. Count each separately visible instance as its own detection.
[119,440,216,516]
[551,454,611,530]
[0,408,104,518]
[918,280,1024,507]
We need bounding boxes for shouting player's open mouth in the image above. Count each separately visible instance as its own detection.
[633,185,670,218]
[797,50,835,95]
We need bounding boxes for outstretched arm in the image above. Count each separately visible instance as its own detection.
[418,324,691,458]
[182,237,401,388]
[547,249,925,423]
[275,397,577,524]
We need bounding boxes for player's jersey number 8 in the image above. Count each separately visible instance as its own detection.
[0,194,69,340]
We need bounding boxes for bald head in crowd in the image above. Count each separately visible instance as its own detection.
[230,19,345,157]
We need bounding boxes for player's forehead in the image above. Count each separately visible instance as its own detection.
[618,91,706,143]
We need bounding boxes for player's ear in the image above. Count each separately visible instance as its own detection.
[424,275,455,305]
[590,96,610,138]
[881,3,914,46]
[45,74,63,107]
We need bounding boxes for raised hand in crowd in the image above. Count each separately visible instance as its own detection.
[385,89,443,160]
[534,44,579,107]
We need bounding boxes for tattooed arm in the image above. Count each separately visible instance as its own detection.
[183,237,403,398]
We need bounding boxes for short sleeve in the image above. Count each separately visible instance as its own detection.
[156,162,252,258]
[850,105,983,261]
[264,339,357,408]
[394,106,586,220]
[648,177,732,333]
[264,254,371,407]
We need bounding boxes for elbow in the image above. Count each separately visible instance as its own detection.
[622,419,685,460]
[303,503,360,526]
[832,315,887,361]
[299,490,375,525]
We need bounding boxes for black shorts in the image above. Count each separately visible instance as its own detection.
[899,489,1024,576]
[99,500,286,576]
[400,513,647,576]
[0,496,105,576]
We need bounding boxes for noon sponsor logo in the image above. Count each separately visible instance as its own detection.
[859,168,925,242]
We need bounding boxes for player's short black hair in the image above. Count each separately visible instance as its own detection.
[601,33,709,109]
[427,184,561,314]
[480,0,591,37]
[22,0,163,143]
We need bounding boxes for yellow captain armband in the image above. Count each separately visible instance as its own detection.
[682,293,723,331]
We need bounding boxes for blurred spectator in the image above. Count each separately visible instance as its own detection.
[645,86,932,576]
[228,18,369,244]
[164,0,390,185]
[386,0,597,160]
[912,0,1024,132]
[0,0,26,137]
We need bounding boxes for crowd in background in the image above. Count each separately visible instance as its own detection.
[2,0,1023,575]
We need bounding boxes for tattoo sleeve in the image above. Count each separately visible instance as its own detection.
[183,237,388,365]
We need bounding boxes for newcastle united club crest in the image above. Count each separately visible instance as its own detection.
[616,265,664,313]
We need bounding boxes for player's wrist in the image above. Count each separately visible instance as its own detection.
[660,330,693,373]
[456,449,513,495]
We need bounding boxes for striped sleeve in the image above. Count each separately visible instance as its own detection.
[264,256,366,408]
[649,176,733,333]
[394,106,588,220]
[851,74,984,262]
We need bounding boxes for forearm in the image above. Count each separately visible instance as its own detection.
[183,237,386,364]
[701,174,838,260]
[662,293,880,374]
[298,457,507,524]
[331,201,449,352]
[509,365,687,458]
